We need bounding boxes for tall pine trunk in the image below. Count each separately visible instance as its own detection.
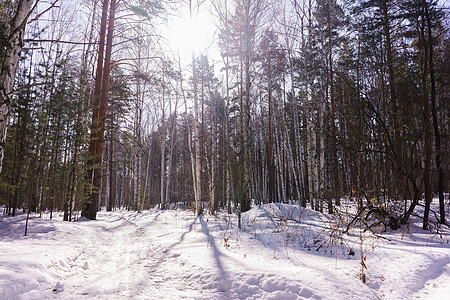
[84,0,116,220]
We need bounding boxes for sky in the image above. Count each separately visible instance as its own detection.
[162,0,223,75]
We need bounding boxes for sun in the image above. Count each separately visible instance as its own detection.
[167,6,216,57]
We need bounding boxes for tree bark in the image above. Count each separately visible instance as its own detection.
[209,96,217,214]
[0,0,36,175]
[193,54,202,216]
[84,0,116,220]
[107,113,116,212]
[160,121,166,209]
[423,0,445,224]
[420,1,432,230]
[328,0,340,209]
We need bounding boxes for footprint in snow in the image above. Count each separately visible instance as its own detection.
[52,281,64,293]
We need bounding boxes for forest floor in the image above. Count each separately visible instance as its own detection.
[0,201,449,299]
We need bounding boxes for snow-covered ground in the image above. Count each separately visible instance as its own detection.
[0,202,449,299]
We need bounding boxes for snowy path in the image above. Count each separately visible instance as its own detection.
[60,213,155,298]
[59,211,333,299]
[1,207,449,299]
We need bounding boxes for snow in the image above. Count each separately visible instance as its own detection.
[0,202,449,299]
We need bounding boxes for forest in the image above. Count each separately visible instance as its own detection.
[0,0,449,230]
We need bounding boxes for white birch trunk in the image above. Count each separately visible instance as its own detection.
[209,107,216,214]
[319,102,325,213]
[160,123,166,209]
[142,149,150,210]
[165,114,177,209]
[0,0,36,174]
[135,151,141,211]
[193,54,202,216]
[312,113,319,211]
[225,55,231,213]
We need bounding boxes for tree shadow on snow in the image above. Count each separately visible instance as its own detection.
[0,215,57,238]
[199,216,228,279]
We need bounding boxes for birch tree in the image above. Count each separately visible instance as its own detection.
[0,0,37,175]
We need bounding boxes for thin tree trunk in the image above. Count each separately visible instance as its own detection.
[160,121,166,209]
[241,25,253,212]
[225,54,232,214]
[381,0,404,203]
[107,114,116,211]
[190,53,202,216]
[424,0,445,224]
[210,99,217,214]
[328,3,340,209]
[165,123,175,209]
[309,106,317,210]
[420,3,432,230]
